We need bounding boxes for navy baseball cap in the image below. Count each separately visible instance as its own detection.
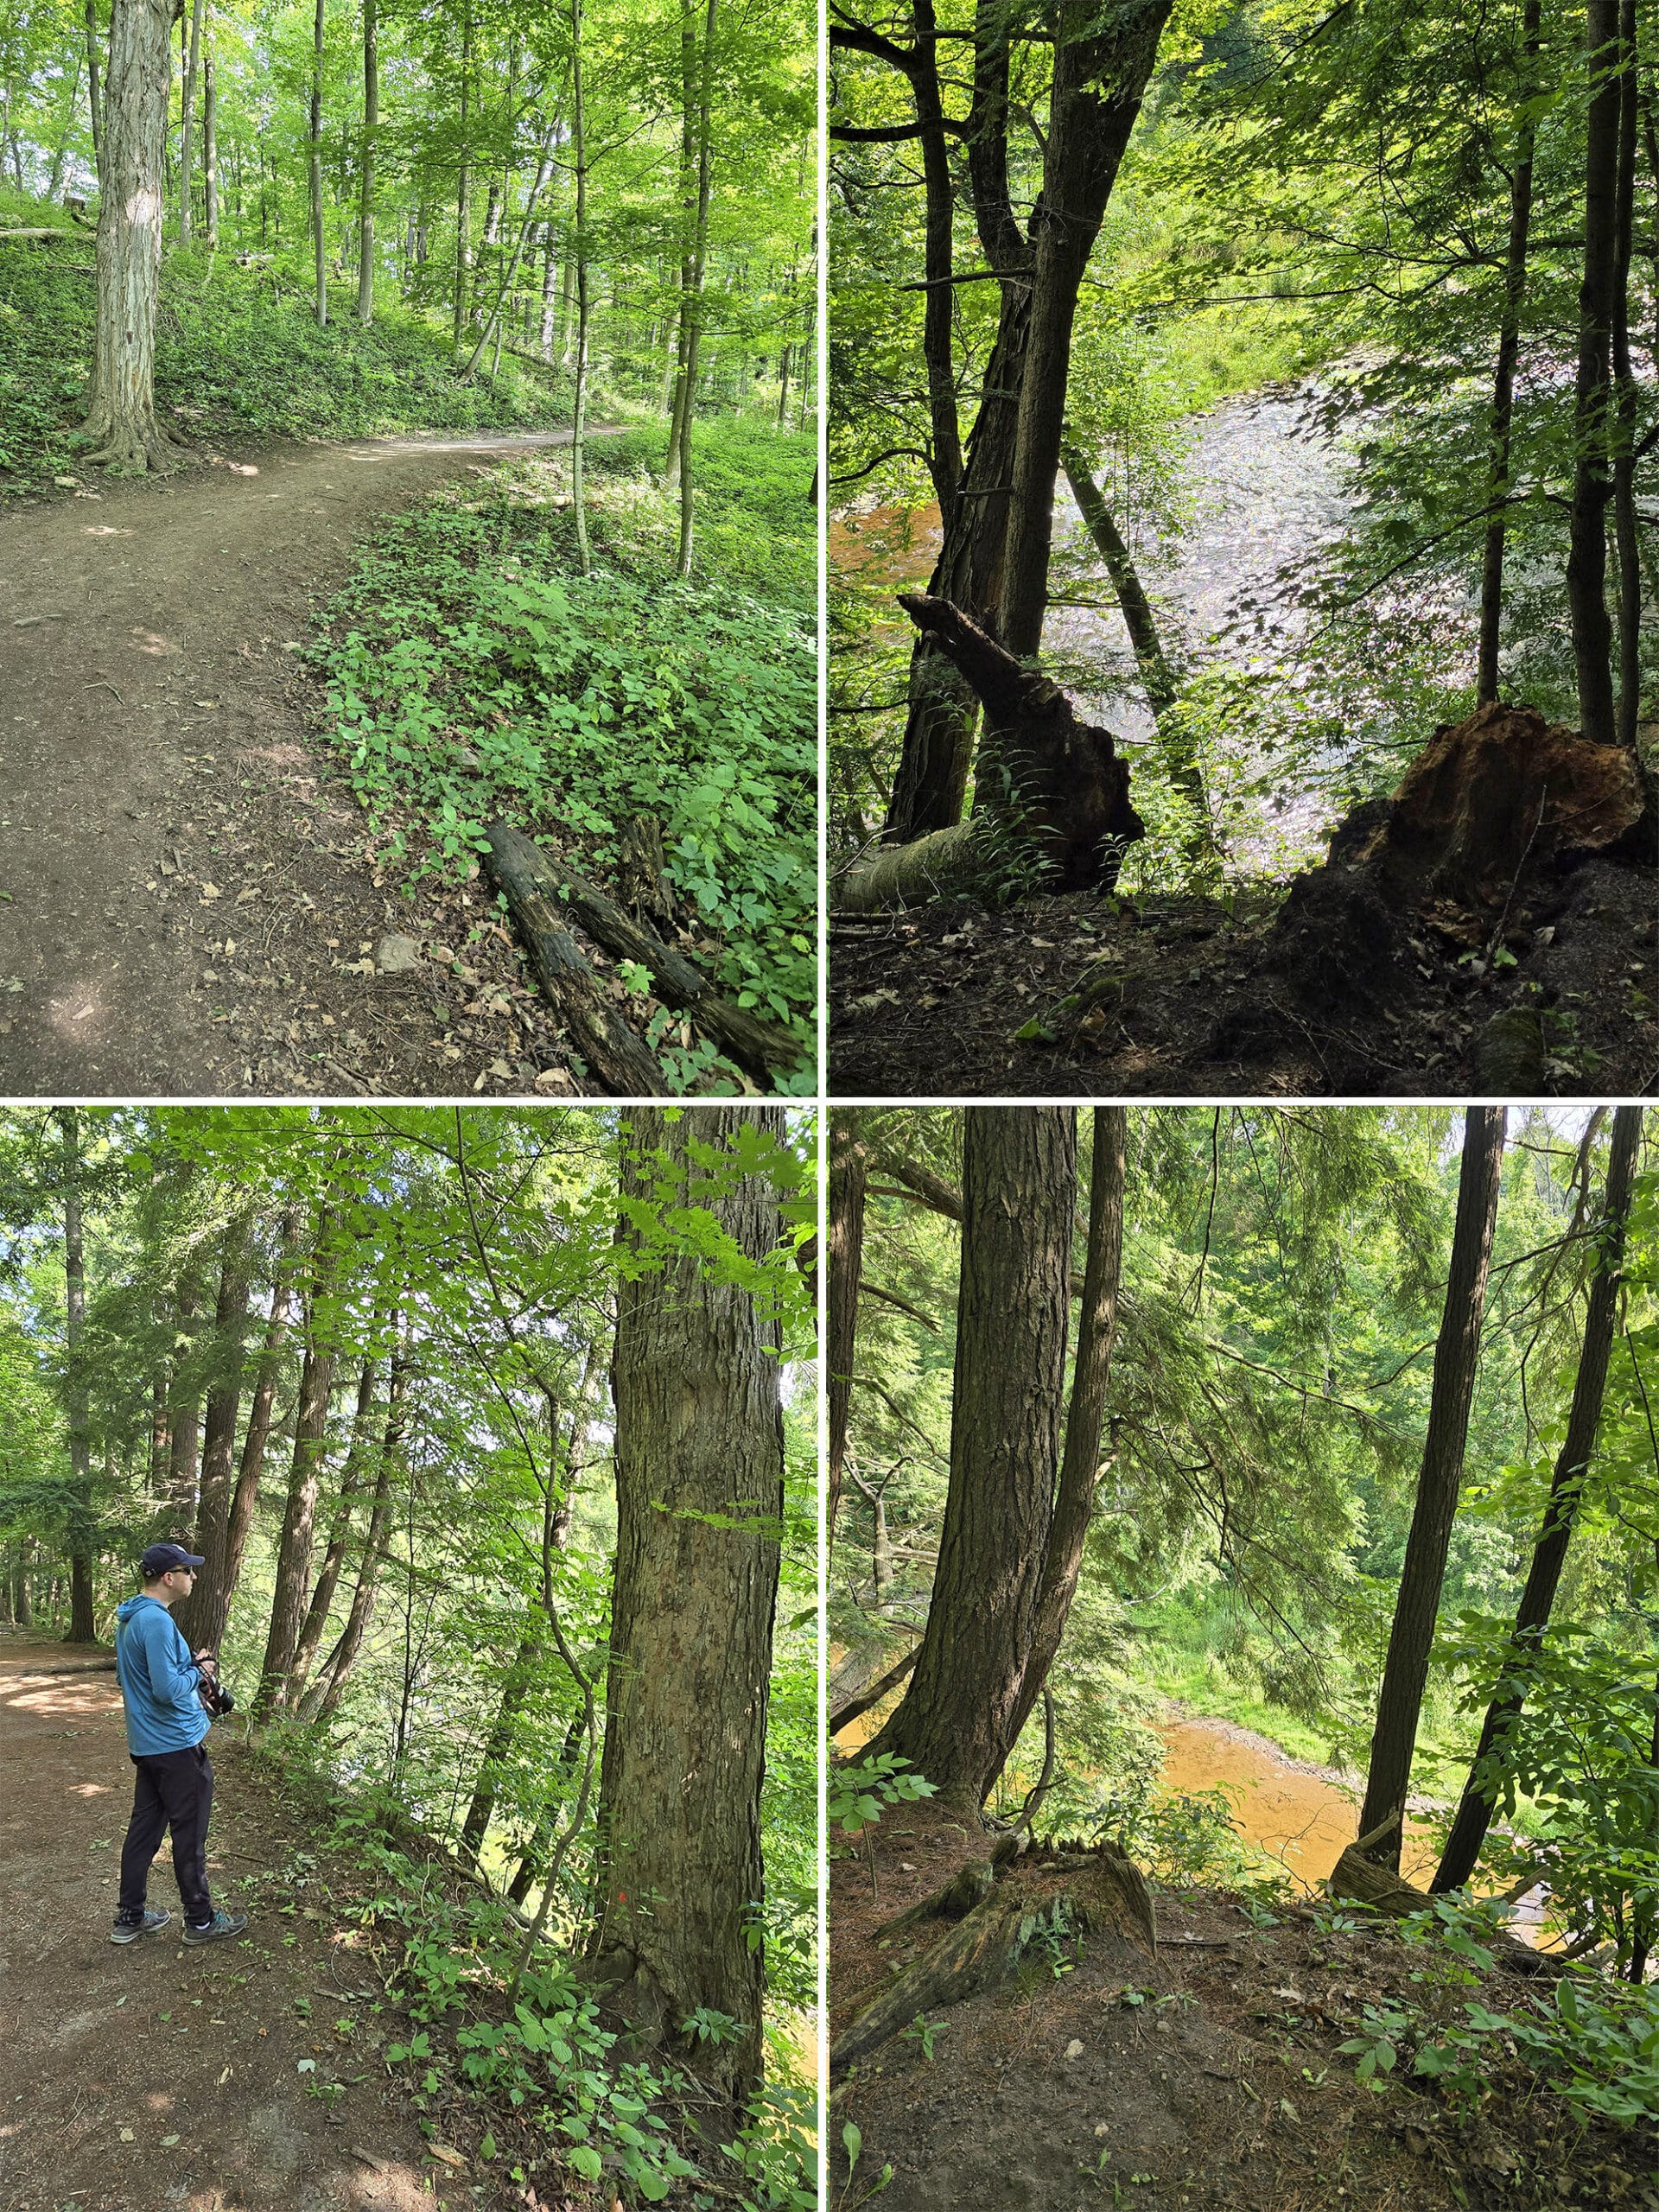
[142,1541,205,1576]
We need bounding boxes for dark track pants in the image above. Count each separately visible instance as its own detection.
[118,1743,214,1926]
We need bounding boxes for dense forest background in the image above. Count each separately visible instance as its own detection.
[829,0,1656,897]
[0,1103,817,2208]
[828,1106,1659,2208]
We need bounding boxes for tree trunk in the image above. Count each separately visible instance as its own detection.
[569,0,591,575]
[169,1209,253,1651]
[664,0,697,492]
[256,1213,340,1715]
[675,0,717,578]
[177,0,202,243]
[999,2,1174,659]
[863,1109,1076,1815]
[1477,0,1541,702]
[1004,1106,1127,1749]
[57,1109,98,1644]
[308,0,327,326]
[289,1358,379,1700]
[1357,1108,1506,1870]
[80,0,181,473]
[165,1269,202,1526]
[1567,0,1622,745]
[201,48,217,247]
[1433,1105,1643,1893]
[308,1339,409,1724]
[356,0,377,321]
[1612,0,1640,745]
[85,0,104,190]
[842,594,1143,909]
[827,1117,868,1552]
[909,0,963,522]
[588,1108,785,2114]
[454,11,472,341]
[48,55,84,198]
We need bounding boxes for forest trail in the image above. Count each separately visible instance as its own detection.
[0,1630,467,2212]
[0,428,600,1100]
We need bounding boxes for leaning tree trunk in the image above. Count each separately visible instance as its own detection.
[588,1107,785,2116]
[1357,1107,1506,1869]
[289,1358,379,1700]
[1433,1104,1643,1893]
[841,594,1142,910]
[56,1109,99,1643]
[80,0,181,473]
[827,1115,868,1551]
[308,1341,409,1724]
[863,1109,1076,1816]
[1567,0,1622,745]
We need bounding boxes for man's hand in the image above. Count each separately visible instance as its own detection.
[194,1649,217,1675]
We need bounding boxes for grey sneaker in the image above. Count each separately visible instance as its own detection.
[181,1909,248,1946]
[111,1908,172,1944]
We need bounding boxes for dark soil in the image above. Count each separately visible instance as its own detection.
[829,857,1659,1098]
[0,1628,527,2212]
[829,1819,1659,2212]
[0,427,658,1101]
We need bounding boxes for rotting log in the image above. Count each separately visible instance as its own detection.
[479,825,665,1095]
[618,813,677,935]
[831,1842,1156,2074]
[1328,1822,1561,1979]
[839,593,1144,912]
[482,822,808,1090]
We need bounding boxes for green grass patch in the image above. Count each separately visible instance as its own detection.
[0,188,566,494]
[310,417,817,1080]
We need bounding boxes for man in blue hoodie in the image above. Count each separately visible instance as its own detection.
[111,1541,249,1946]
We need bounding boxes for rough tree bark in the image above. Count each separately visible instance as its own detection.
[1433,1105,1643,1893]
[588,1108,785,2113]
[80,0,183,473]
[862,1109,1075,1816]
[1357,1108,1506,1870]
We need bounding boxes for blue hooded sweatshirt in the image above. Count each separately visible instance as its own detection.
[114,1593,210,1757]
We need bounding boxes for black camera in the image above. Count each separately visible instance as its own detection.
[194,1660,236,1718]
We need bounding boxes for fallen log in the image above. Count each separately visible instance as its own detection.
[1328,1818,1562,1978]
[0,227,80,242]
[830,1842,1155,2074]
[479,825,666,1095]
[483,821,808,1090]
[838,594,1144,912]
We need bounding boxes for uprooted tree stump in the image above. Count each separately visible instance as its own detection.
[838,594,1144,912]
[1261,701,1657,1027]
[1328,1819,1561,1979]
[830,1840,1156,2074]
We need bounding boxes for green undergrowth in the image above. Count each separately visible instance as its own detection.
[0,186,565,494]
[309,417,817,1078]
[245,1732,815,2209]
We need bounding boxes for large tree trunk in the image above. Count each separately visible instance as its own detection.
[863,1109,1075,1815]
[1357,1108,1506,1870]
[998,0,1173,659]
[256,1213,340,1715]
[80,0,181,473]
[1004,1106,1127,1749]
[169,1210,253,1651]
[842,594,1142,909]
[588,1108,785,2114]
[827,1116,868,1552]
[57,1109,98,1644]
[1612,0,1641,746]
[1433,1105,1643,1893]
[1476,0,1541,702]
[308,1339,409,1724]
[356,0,377,321]
[1567,0,1622,744]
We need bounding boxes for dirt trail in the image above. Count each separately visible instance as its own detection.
[0,1630,467,2212]
[0,430,593,1099]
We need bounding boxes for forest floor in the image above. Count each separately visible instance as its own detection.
[0,1627,521,2212]
[828,858,1659,1098]
[828,1817,1658,2212]
[0,426,632,1099]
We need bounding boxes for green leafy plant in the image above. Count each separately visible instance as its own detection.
[829,1753,938,1837]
